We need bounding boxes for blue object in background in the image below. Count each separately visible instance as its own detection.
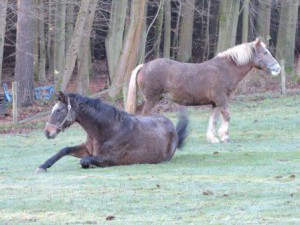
[35,85,55,100]
[2,83,12,102]
[2,83,55,102]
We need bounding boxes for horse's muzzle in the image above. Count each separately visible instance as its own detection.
[270,63,281,76]
[45,129,56,139]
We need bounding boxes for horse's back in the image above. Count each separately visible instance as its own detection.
[138,58,220,105]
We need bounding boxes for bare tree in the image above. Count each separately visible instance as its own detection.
[38,0,46,82]
[177,0,196,62]
[46,0,54,78]
[105,0,128,83]
[66,0,75,51]
[242,0,249,43]
[216,0,240,53]
[0,0,8,83]
[163,0,171,58]
[54,0,66,89]
[276,0,299,74]
[109,0,147,99]
[257,0,272,44]
[77,0,98,95]
[15,0,35,106]
[154,0,164,58]
[61,0,91,91]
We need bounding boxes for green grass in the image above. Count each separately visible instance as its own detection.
[1,94,300,224]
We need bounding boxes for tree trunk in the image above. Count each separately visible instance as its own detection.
[46,0,54,78]
[61,0,90,91]
[105,0,128,84]
[276,0,299,74]
[216,0,240,53]
[54,0,66,90]
[177,0,196,62]
[38,0,46,82]
[109,0,146,99]
[242,0,249,43]
[163,0,171,58]
[154,0,164,58]
[33,0,39,81]
[0,0,8,83]
[66,0,75,51]
[171,1,182,58]
[137,2,148,64]
[257,0,272,44]
[77,0,98,95]
[204,0,212,59]
[15,0,35,107]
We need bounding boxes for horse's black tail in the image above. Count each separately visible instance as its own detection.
[176,110,189,149]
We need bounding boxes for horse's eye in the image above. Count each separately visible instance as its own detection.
[264,51,268,55]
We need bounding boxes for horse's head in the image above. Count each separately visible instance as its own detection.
[252,38,281,76]
[45,91,76,139]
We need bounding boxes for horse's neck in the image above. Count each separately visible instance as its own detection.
[75,106,124,140]
[75,110,106,139]
[221,57,254,81]
[234,63,253,81]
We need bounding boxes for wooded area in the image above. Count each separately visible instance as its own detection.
[1,0,300,107]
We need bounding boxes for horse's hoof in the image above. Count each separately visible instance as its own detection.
[35,167,47,174]
[207,137,220,144]
[221,139,230,143]
[80,158,90,169]
[220,136,230,143]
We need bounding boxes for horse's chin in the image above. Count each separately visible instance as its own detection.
[266,68,280,77]
[46,134,56,139]
[271,70,280,76]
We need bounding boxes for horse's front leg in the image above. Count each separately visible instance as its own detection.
[206,106,220,143]
[218,105,230,143]
[36,144,88,173]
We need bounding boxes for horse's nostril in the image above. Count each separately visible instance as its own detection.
[45,130,50,139]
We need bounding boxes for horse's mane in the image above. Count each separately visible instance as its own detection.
[217,41,263,66]
[67,93,129,120]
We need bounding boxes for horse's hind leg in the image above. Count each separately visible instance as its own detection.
[206,106,220,144]
[80,155,118,168]
[142,97,160,115]
[218,105,230,143]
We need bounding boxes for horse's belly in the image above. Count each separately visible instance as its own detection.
[166,91,212,106]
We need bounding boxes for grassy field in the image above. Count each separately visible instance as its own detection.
[0,94,300,224]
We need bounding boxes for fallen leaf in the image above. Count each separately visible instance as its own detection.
[203,190,213,195]
[106,216,115,221]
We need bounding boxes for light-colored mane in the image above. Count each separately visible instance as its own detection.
[217,41,263,66]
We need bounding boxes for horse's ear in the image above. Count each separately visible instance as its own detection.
[56,91,67,103]
[255,38,261,46]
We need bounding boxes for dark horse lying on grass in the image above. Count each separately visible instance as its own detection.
[36,92,188,173]
[125,39,281,143]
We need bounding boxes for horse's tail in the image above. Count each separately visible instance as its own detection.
[125,64,144,113]
[176,110,189,149]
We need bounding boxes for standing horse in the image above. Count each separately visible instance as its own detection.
[125,39,281,143]
[36,92,188,173]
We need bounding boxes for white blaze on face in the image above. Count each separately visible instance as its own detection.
[51,102,60,115]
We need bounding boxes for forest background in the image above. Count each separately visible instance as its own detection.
[0,0,299,109]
